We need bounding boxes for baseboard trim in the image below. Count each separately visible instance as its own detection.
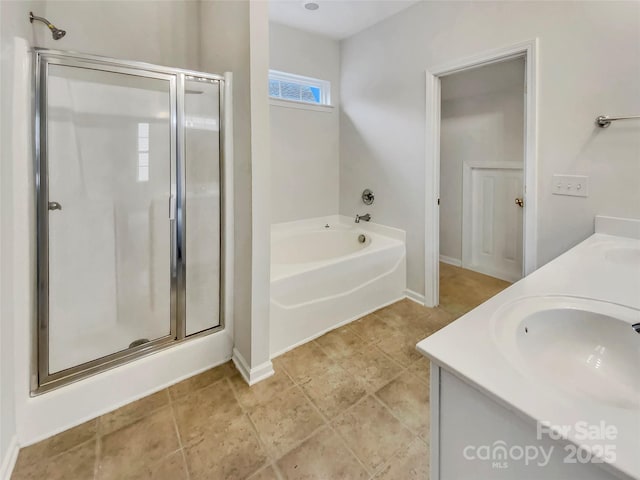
[404,289,425,305]
[0,435,19,480]
[439,255,462,267]
[232,348,275,386]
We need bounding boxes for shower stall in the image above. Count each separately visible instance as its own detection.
[34,49,228,393]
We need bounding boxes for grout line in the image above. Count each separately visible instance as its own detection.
[179,448,191,480]
[259,359,365,473]
[168,394,189,480]
[229,377,283,476]
[327,421,373,478]
[368,395,423,477]
[372,388,425,440]
[269,461,287,480]
[93,436,101,480]
[260,384,327,461]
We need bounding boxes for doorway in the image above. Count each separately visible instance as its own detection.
[440,57,525,283]
[424,40,538,307]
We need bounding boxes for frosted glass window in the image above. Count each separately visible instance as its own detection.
[268,70,330,106]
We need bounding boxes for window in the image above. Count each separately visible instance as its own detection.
[269,70,331,106]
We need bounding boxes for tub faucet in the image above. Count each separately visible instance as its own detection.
[355,213,371,223]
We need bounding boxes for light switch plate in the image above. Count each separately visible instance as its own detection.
[552,174,589,197]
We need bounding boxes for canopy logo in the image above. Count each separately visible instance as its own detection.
[463,421,618,469]
[463,441,554,469]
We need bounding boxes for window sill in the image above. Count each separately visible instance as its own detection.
[269,98,334,113]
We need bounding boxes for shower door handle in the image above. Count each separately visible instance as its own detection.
[48,201,62,211]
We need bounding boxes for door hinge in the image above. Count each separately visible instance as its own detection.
[437,198,440,206]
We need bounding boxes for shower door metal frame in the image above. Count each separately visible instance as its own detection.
[33,49,226,394]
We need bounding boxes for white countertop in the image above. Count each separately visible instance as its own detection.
[417,216,640,480]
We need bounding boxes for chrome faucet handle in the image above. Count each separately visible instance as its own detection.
[362,189,375,205]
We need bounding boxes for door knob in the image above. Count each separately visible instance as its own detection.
[515,198,524,208]
[48,201,62,211]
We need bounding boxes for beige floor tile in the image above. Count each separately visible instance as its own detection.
[314,325,368,360]
[300,364,368,419]
[277,426,368,480]
[229,368,294,410]
[14,419,97,467]
[12,440,96,480]
[407,356,430,385]
[375,331,423,367]
[97,407,180,479]
[375,371,429,440]
[374,299,430,323]
[276,342,336,384]
[173,378,243,447]
[248,465,280,480]
[168,361,236,400]
[249,386,325,459]
[373,438,429,480]
[46,440,97,480]
[340,347,403,392]
[437,301,467,318]
[422,308,456,335]
[10,267,506,480]
[99,390,170,435]
[332,396,414,473]
[185,414,268,480]
[127,450,188,480]
[379,314,431,343]
[438,263,510,317]
[349,314,397,344]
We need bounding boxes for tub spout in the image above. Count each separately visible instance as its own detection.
[355,213,371,223]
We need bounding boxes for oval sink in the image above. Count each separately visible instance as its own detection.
[492,296,640,410]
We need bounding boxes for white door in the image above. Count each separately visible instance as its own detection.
[462,161,523,282]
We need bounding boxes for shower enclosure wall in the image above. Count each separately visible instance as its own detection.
[34,49,228,393]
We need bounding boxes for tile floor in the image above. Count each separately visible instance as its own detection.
[12,264,509,480]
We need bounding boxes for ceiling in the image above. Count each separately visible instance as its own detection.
[269,0,419,40]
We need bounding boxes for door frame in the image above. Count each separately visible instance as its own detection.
[424,39,538,307]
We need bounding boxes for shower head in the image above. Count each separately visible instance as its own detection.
[29,12,66,40]
[51,27,66,40]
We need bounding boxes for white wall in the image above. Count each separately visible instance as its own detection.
[0,1,36,473]
[198,0,273,382]
[269,23,340,223]
[35,0,200,69]
[440,58,525,262]
[340,1,640,296]
[199,0,254,366]
[247,0,273,381]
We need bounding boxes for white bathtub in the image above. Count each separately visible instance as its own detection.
[270,215,406,356]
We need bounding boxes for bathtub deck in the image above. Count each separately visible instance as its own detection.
[11,265,509,480]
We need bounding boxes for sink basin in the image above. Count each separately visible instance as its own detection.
[492,296,640,410]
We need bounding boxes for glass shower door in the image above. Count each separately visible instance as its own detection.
[43,62,176,376]
[183,76,222,336]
